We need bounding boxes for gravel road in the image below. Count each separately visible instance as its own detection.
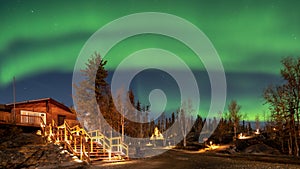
[91,149,300,169]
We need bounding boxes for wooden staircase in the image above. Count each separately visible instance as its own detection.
[45,120,129,163]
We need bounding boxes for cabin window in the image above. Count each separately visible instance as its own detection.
[57,115,66,126]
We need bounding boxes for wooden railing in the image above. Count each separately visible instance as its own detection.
[46,120,57,142]
[57,121,90,162]
[88,130,129,159]
[0,113,45,127]
[88,130,112,159]
[46,120,129,162]
[16,114,44,126]
[111,137,129,157]
[69,125,94,153]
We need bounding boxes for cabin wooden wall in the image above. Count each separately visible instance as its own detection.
[0,111,11,123]
[11,100,76,125]
[13,102,47,115]
[48,101,76,124]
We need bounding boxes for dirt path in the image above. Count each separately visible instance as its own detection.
[91,149,300,169]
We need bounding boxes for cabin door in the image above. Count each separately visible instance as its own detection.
[57,115,66,126]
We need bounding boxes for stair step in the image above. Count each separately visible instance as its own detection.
[52,121,129,162]
[90,156,124,162]
[91,152,115,155]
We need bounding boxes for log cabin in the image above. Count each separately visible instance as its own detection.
[0,98,130,161]
[0,98,77,127]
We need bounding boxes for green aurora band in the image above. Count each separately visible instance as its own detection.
[1,0,300,120]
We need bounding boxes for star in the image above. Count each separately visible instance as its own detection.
[31,9,40,14]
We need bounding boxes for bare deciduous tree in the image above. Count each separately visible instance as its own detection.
[255,114,260,130]
[179,100,194,147]
[227,100,242,140]
[264,57,300,156]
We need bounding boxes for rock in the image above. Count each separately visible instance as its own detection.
[244,143,281,155]
[36,130,42,136]
[0,129,88,169]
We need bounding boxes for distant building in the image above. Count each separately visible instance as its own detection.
[0,98,77,127]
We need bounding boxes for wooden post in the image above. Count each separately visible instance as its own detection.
[103,138,105,154]
[120,138,122,153]
[83,137,86,160]
[109,148,111,161]
[49,124,52,136]
[64,125,67,142]
[80,135,83,160]
[56,130,59,142]
[109,138,112,161]
[118,138,120,152]
[74,136,77,151]
[90,138,93,153]
[126,147,128,158]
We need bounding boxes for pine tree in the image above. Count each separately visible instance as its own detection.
[73,52,108,131]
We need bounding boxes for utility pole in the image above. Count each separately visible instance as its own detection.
[13,76,16,124]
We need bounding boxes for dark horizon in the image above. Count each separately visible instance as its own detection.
[0,69,282,121]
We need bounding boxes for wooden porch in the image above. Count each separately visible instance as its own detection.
[0,112,44,127]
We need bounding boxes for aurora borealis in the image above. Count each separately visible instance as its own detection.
[1,0,300,120]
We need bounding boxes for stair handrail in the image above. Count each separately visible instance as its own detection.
[88,130,129,158]
[49,119,129,161]
[80,134,91,163]
[44,119,59,142]
[69,125,94,152]
[64,122,94,153]
[88,130,111,157]
[60,121,91,162]
[110,136,129,157]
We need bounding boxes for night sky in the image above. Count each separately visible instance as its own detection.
[1,0,299,120]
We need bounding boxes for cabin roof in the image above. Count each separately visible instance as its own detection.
[6,98,73,113]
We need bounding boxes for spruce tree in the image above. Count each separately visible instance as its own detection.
[73,52,109,131]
